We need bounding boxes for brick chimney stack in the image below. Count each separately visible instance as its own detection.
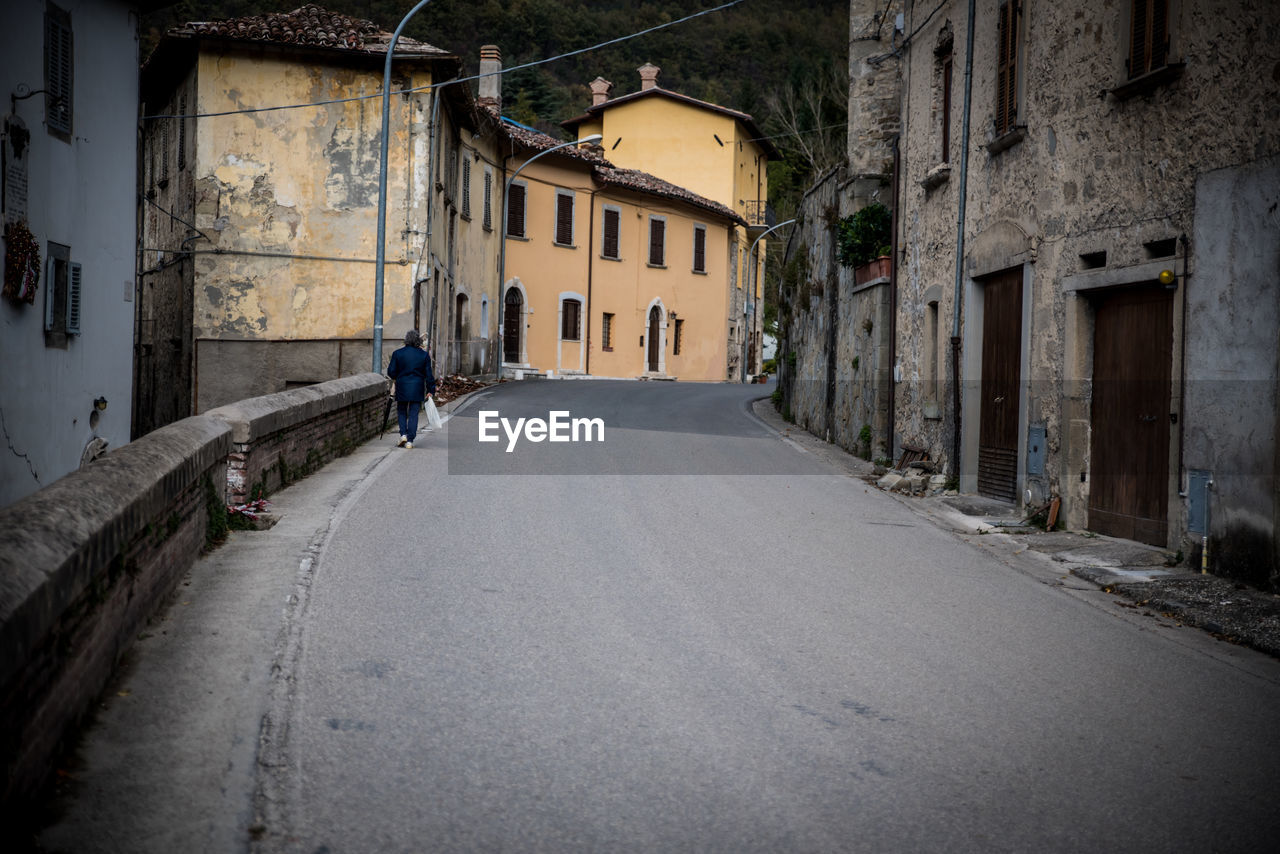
[589,76,613,106]
[478,45,502,109]
[637,63,660,91]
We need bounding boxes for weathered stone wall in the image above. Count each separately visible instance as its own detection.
[0,372,389,814]
[778,167,892,460]
[889,0,1280,556]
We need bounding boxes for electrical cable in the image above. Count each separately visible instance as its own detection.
[141,0,747,122]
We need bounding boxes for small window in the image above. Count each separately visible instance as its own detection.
[461,158,472,219]
[602,312,614,350]
[602,206,621,259]
[483,170,493,230]
[1128,0,1170,79]
[940,50,953,163]
[177,96,187,171]
[506,181,526,237]
[692,225,707,273]
[673,318,684,355]
[648,216,666,267]
[1080,250,1107,269]
[1144,237,1177,259]
[925,301,939,403]
[995,1,1022,137]
[561,298,581,341]
[44,4,73,137]
[555,190,574,246]
[44,242,80,339]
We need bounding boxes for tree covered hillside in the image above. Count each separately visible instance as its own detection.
[143,1,849,220]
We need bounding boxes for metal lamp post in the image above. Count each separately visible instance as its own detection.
[742,218,795,382]
[373,0,434,373]
[495,133,602,381]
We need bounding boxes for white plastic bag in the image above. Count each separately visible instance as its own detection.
[424,397,443,431]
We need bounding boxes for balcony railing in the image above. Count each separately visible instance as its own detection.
[743,200,776,228]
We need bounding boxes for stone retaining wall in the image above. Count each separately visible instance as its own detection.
[0,372,388,815]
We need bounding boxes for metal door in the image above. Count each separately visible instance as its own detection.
[977,269,1023,502]
[1089,286,1173,545]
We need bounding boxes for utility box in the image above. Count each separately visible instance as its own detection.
[1187,470,1211,534]
[1027,424,1046,477]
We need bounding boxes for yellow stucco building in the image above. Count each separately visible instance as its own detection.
[562,65,778,379]
[496,120,745,381]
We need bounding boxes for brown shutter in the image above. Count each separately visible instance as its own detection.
[603,208,620,258]
[507,183,525,237]
[996,1,1018,136]
[649,218,665,266]
[555,193,573,245]
[693,227,706,272]
[1129,0,1169,78]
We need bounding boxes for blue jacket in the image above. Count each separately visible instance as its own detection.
[387,345,436,402]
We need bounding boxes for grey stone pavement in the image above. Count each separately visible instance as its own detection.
[749,396,1280,661]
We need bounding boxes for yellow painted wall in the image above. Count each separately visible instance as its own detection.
[192,51,434,346]
[505,155,732,382]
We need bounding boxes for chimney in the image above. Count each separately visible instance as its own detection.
[478,45,502,109]
[589,76,613,107]
[637,63,660,91]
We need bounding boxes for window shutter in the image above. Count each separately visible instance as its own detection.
[555,193,573,245]
[461,162,471,218]
[507,183,525,237]
[603,208,620,258]
[44,256,56,332]
[66,262,81,335]
[561,299,580,340]
[45,10,73,134]
[693,226,706,272]
[649,218,665,266]
[178,96,187,171]
[483,171,493,229]
[1129,0,1169,78]
[995,1,1017,136]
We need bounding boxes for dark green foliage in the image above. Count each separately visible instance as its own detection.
[204,475,228,551]
[836,203,891,269]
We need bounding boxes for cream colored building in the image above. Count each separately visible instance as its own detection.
[562,65,777,379]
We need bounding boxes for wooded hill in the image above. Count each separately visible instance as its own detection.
[142,1,850,221]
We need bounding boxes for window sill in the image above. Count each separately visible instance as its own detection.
[692,269,707,276]
[919,163,951,191]
[647,263,667,270]
[460,214,472,223]
[553,242,577,249]
[1109,62,1186,100]
[985,125,1027,156]
[602,346,613,352]
[600,254,622,262]
[506,234,529,242]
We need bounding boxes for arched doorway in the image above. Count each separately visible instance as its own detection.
[503,288,523,363]
[647,305,661,372]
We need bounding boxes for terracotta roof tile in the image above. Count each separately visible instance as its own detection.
[181,4,449,57]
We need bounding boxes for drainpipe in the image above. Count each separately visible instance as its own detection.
[585,187,598,375]
[951,0,976,481]
[887,133,900,461]
[423,76,457,366]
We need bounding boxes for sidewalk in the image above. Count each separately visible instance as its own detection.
[749,395,1280,660]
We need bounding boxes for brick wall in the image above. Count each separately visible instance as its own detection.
[0,372,388,818]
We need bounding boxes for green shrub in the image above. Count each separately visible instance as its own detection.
[836,203,892,269]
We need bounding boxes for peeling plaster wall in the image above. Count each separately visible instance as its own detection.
[891,0,1280,545]
[184,50,436,411]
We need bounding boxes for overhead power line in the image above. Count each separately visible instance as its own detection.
[142,0,747,121]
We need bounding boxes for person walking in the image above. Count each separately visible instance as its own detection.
[386,329,436,449]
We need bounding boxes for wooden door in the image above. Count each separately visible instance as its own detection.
[977,269,1023,502]
[648,307,660,372]
[1089,286,1173,545]
[503,289,522,362]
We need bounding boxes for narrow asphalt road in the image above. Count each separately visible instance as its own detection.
[36,380,1280,853]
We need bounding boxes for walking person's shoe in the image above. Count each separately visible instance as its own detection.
[397,435,408,447]
[404,441,413,449]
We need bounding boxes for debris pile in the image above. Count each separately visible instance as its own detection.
[435,374,486,404]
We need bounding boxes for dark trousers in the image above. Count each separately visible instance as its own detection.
[397,400,421,439]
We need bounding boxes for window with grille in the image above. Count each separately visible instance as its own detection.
[648,216,666,267]
[1128,0,1169,79]
[602,312,614,350]
[602,206,621,259]
[673,319,684,355]
[483,170,493,230]
[44,4,72,137]
[995,0,1021,137]
[561,298,581,340]
[506,182,526,237]
[555,190,574,246]
[692,225,707,273]
[940,51,953,162]
[461,159,472,218]
[178,96,187,171]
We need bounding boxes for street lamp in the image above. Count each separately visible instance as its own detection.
[742,218,795,383]
[495,133,602,381]
[373,0,433,373]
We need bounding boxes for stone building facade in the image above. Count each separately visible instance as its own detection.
[885,0,1280,584]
